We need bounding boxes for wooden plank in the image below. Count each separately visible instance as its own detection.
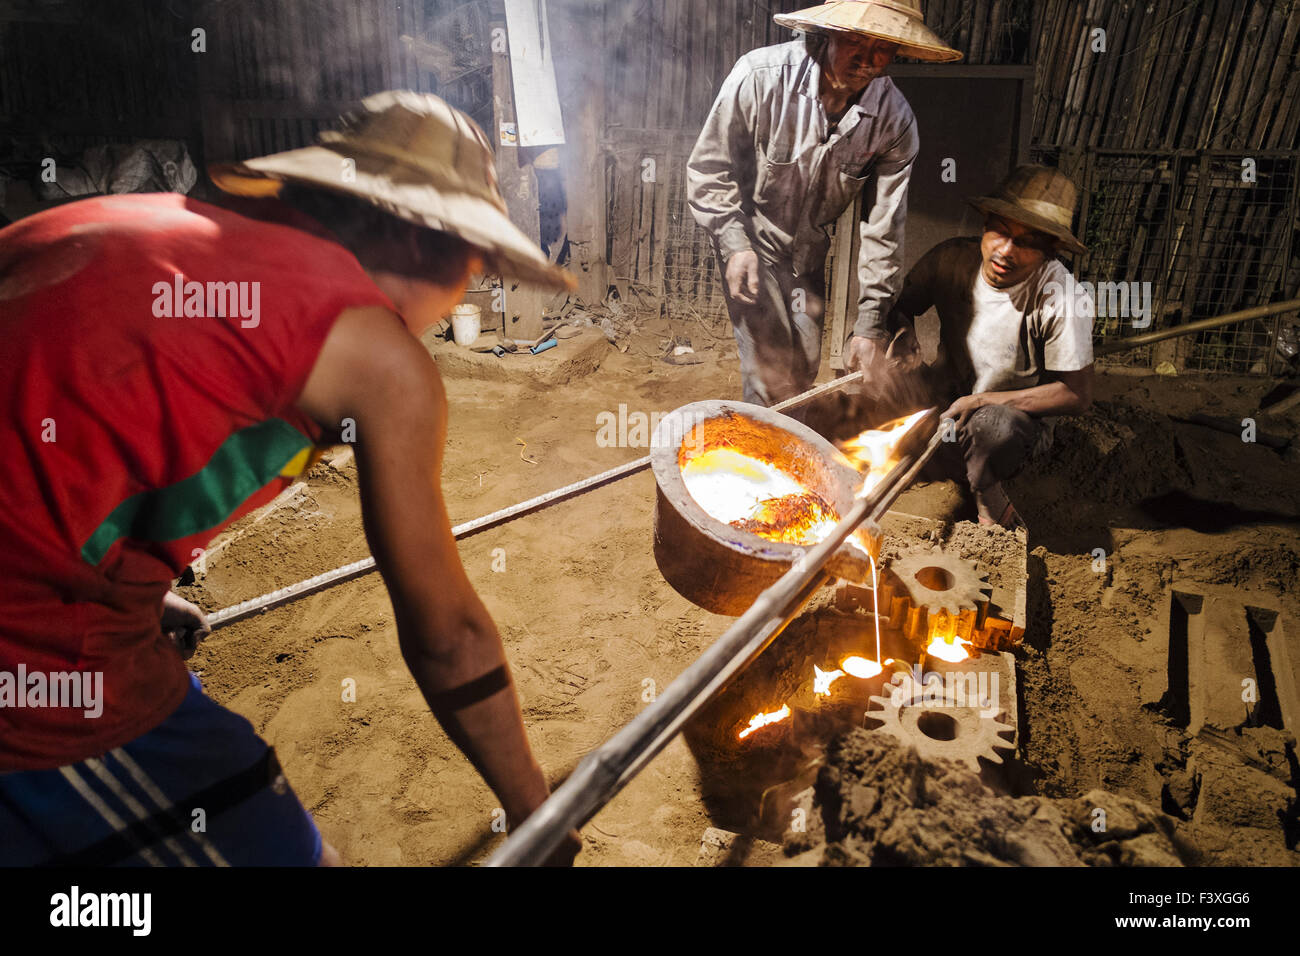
[1181,155,1213,317]
[1077,0,1130,147]
[1274,61,1300,150]
[196,0,233,164]
[1225,2,1285,149]
[826,194,862,370]
[1049,0,1088,144]
[1062,0,1104,146]
[1059,0,1100,147]
[1030,0,1063,142]
[552,0,607,304]
[492,13,545,341]
[607,148,634,282]
[1255,174,1294,302]
[658,0,676,128]
[649,151,670,295]
[1164,154,1198,312]
[1161,0,1216,149]
[1137,1,1195,148]
[1209,1,1268,148]
[1247,7,1300,148]
[1118,0,1165,148]
[1186,0,1244,148]
[669,0,688,128]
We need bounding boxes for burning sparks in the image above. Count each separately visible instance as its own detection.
[737,704,791,740]
[813,665,844,696]
[839,409,929,498]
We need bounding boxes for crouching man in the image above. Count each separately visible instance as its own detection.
[878,165,1096,527]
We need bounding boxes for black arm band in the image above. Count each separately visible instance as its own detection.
[427,665,512,714]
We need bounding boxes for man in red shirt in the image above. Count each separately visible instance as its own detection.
[0,92,577,866]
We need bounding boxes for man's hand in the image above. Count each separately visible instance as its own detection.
[161,591,210,660]
[725,250,760,304]
[845,334,887,380]
[942,392,990,428]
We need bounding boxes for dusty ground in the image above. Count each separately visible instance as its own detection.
[180,313,1300,866]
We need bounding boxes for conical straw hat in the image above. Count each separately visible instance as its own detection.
[774,0,962,63]
[210,91,574,291]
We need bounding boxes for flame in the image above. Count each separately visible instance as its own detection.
[926,635,971,662]
[737,704,792,740]
[813,665,844,696]
[839,409,929,498]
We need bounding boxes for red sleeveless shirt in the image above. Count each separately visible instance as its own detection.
[0,194,394,769]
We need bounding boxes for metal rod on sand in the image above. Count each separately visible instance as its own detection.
[207,371,865,630]
[487,412,943,866]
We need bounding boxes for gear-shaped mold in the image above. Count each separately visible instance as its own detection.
[864,681,1015,773]
[884,548,993,644]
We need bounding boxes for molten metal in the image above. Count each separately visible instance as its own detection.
[737,704,792,739]
[842,656,884,679]
[926,635,971,662]
[731,491,839,546]
[813,665,844,696]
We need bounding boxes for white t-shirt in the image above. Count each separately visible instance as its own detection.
[893,237,1094,395]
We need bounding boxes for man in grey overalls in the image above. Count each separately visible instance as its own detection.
[687,0,959,408]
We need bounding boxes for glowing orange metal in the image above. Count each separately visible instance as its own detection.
[926,635,971,662]
[813,665,844,696]
[737,704,792,740]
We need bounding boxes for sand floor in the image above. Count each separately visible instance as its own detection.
[180,319,1300,866]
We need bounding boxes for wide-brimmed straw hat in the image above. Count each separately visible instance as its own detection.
[209,90,574,291]
[774,0,962,63]
[967,164,1087,255]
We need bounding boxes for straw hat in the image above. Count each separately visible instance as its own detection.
[967,165,1087,254]
[210,91,574,291]
[774,0,961,63]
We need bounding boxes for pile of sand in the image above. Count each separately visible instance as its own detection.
[786,731,1192,866]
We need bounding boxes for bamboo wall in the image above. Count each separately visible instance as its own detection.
[1033,0,1300,152]
[601,0,1035,316]
[3,1,1296,372]
[1031,0,1300,372]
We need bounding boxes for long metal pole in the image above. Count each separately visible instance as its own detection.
[206,371,864,630]
[1095,299,1300,356]
[487,415,943,867]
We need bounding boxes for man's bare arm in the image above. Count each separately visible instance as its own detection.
[945,365,1094,421]
[297,306,551,827]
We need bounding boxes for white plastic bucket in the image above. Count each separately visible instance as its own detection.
[450,304,482,346]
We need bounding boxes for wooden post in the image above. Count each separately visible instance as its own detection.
[492,11,546,342]
[827,193,862,371]
[552,0,608,304]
